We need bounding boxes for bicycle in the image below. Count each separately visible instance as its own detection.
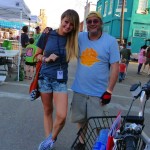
[71,80,150,150]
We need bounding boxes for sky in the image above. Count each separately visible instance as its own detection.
[24,0,97,28]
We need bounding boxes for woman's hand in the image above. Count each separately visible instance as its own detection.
[45,53,59,62]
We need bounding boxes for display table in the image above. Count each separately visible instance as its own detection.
[0,50,20,81]
[0,75,6,83]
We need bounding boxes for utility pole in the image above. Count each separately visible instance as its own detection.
[120,0,125,44]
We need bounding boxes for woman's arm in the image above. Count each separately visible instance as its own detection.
[35,47,59,63]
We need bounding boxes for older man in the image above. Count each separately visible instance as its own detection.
[70,11,120,149]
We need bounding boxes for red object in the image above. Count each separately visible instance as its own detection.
[29,54,42,100]
[101,91,112,104]
[119,63,126,73]
[106,136,114,150]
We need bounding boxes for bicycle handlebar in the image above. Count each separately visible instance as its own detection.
[142,81,150,99]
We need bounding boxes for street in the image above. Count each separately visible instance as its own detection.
[0,60,150,150]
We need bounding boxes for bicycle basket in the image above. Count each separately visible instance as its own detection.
[71,116,146,150]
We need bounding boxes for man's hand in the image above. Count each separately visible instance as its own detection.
[42,27,52,34]
[101,91,112,105]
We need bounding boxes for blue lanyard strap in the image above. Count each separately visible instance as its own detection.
[57,35,64,66]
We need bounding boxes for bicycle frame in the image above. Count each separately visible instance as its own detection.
[139,91,150,150]
[140,131,150,150]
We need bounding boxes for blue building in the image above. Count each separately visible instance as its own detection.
[96,0,150,53]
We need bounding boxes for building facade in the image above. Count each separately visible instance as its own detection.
[83,2,97,31]
[96,0,150,53]
[38,9,47,31]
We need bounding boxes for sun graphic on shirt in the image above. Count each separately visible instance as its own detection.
[80,48,100,66]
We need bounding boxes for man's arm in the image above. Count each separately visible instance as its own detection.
[101,62,119,105]
[107,62,119,93]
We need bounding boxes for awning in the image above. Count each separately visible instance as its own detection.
[0,20,25,30]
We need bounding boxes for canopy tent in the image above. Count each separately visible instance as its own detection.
[30,15,41,24]
[0,0,31,81]
[28,15,42,32]
[0,0,31,21]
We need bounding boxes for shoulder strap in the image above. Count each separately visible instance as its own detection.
[34,30,51,59]
[43,30,51,50]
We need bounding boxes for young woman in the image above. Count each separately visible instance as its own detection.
[36,9,79,150]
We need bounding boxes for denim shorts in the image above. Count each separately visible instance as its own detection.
[38,74,67,93]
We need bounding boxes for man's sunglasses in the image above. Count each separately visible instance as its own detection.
[86,19,100,25]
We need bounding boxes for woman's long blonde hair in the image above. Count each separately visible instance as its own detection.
[61,9,80,61]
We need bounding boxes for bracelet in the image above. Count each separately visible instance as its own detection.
[37,54,43,61]
[106,89,112,94]
[42,56,46,62]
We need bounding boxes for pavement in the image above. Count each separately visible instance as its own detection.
[0,60,150,150]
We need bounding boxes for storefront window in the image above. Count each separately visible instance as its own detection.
[137,0,148,14]
[103,1,108,16]
[108,0,113,14]
[116,0,127,12]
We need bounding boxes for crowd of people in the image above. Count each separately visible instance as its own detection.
[19,9,149,150]
[119,41,150,81]
[118,41,150,82]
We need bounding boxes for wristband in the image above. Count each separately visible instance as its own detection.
[106,89,112,94]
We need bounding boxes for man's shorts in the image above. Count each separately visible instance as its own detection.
[70,92,108,123]
[38,74,67,93]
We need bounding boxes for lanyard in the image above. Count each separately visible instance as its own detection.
[57,35,64,67]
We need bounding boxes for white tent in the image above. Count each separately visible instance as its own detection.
[0,0,31,81]
[0,0,31,21]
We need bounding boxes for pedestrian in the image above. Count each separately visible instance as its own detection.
[142,46,150,74]
[33,26,41,45]
[137,45,147,75]
[21,25,29,65]
[119,58,126,82]
[35,9,79,150]
[21,25,29,55]
[70,11,120,149]
[120,43,132,73]
[24,38,37,80]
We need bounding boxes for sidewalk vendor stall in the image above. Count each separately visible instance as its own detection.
[0,0,31,82]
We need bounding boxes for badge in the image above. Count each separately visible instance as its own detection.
[57,70,63,79]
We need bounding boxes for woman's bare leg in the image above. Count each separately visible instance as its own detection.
[52,92,68,140]
[41,93,53,137]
